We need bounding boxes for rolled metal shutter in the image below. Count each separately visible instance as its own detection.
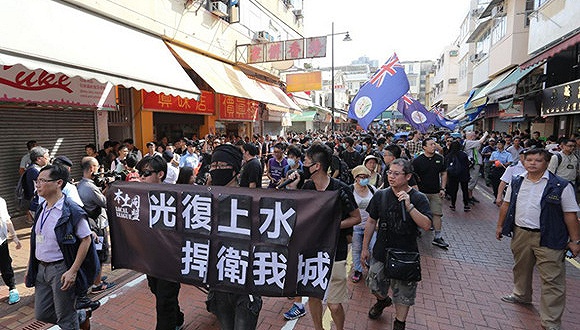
[0,108,96,215]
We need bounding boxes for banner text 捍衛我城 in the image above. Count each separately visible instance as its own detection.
[106,181,342,299]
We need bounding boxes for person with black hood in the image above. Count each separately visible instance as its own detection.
[205,144,262,329]
[444,141,471,212]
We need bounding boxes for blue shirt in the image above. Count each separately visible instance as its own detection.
[490,149,513,165]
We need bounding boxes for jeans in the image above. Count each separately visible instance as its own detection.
[147,275,183,330]
[351,226,376,273]
[206,290,262,330]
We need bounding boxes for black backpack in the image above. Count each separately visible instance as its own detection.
[334,155,354,184]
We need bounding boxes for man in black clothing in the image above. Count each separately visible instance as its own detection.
[239,143,262,188]
[362,158,432,330]
[412,139,448,248]
[288,142,361,330]
[340,137,363,170]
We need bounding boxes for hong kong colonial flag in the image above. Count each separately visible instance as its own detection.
[348,53,409,129]
[397,93,438,133]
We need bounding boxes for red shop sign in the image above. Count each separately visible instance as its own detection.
[218,95,258,121]
[142,90,215,115]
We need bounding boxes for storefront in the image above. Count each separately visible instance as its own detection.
[541,78,580,137]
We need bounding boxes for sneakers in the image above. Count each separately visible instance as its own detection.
[449,204,456,211]
[464,205,471,212]
[501,294,532,305]
[351,270,362,283]
[8,289,20,305]
[283,303,306,320]
[470,197,480,203]
[368,297,392,319]
[432,237,450,248]
[76,295,101,311]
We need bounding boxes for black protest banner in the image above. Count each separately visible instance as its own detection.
[106,181,342,299]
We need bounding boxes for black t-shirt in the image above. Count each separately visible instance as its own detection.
[239,157,263,188]
[412,153,446,194]
[341,149,363,169]
[367,188,432,262]
[302,178,357,261]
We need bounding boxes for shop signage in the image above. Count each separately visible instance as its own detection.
[541,79,580,116]
[246,37,326,64]
[218,95,258,121]
[142,90,214,115]
[286,71,322,92]
[0,64,116,110]
[107,182,341,298]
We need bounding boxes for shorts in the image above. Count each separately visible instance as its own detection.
[325,260,348,304]
[426,193,443,216]
[366,259,417,306]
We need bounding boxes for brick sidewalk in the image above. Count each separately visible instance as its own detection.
[3,184,580,329]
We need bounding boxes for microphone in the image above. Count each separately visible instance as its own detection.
[276,169,302,190]
[401,200,407,222]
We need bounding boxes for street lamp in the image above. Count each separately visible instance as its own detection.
[330,22,351,132]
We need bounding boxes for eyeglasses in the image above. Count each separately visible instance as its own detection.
[139,170,159,178]
[386,170,406,177]
[36,178,57,184]
[565,144,576,148]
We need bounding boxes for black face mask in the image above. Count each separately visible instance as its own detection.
[302,163,317,180]
[210,169,236,186]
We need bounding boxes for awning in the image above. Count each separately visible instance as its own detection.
[521,32,580,69]
[467,18,493,43]
[0,0,200,99]
[467,69,516,108]
[479,0,503,19]
[291,110,317,122]
[487,63,541,102]
[500,116,526,123]
[167,43,257,100]
[290,92,315,108]
[253,81,301,114]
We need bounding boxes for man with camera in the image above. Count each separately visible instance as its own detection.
[362,158,432,330]
[78,157,115,294]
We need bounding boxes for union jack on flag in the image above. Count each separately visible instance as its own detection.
[348,52,410,130]
[401,93,413,106]
[369,53,404,88]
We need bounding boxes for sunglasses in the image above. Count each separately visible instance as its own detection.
[139,170,159,178]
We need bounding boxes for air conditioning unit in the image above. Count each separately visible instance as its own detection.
[471,8,482,17]
[283,0,295,8]
[210,1,228,17]
[491,5,504,18]
[469,53,480,62]
[293,9,303,19]
[254,31,274,43]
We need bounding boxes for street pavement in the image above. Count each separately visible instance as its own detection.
[2,183,580,330]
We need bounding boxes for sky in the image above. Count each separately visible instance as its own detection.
[301,0,471,67]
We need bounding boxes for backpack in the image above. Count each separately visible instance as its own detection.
[334,155,354,184]
[446,155,461,177]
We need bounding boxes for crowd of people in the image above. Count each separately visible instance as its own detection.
[3,127,580,330]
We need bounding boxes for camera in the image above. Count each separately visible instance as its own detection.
[92,170,122,189]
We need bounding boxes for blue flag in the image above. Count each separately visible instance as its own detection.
[396,94,438,133]
[432,107,459,131]
[348,53,409,129]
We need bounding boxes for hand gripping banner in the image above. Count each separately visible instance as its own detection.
[106,182,341,299]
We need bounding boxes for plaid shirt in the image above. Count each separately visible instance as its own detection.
[406,140,423,156]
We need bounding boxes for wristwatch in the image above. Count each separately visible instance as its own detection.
[572,240,580,245]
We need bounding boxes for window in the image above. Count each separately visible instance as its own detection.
[448,78,457,84]
[491,16,507,45]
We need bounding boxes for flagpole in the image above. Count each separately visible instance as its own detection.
[331,21,335,132]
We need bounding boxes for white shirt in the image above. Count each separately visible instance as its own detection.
[504,170,579,229]
[164,164,180,184]
[500,161,526,184]
[0,197,10,245]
